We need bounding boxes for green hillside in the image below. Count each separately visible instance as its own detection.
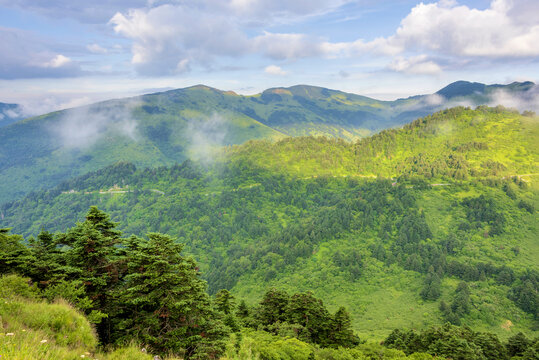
[0,275,164,360]
[0,81,534,204]
[2,107,538,342]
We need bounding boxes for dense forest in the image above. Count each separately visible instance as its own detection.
[1,106,538,358]
[2,208,538,359]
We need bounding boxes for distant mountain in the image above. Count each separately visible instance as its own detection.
[436,80,536,100]
[0,81,535,204]
[0,102,24,127]
[2,106,537,339]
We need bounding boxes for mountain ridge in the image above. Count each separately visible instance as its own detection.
[0,80,536,204]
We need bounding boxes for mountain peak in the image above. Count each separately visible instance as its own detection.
[436,81,486,98]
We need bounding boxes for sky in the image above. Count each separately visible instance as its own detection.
[0,0,538,115]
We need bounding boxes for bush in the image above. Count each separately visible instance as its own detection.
[0,274,40,299]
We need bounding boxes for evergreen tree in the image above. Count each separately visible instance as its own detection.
[0,228,32,276]
[54,207,124,340]
[236,300,250,319]
[506,332,531,358]
[420,268,442,301]
[330,306,360,348]
[214,289,236,315]
[117,233,227,359]
[258,288,290,325]
[27,230,62,287]
[286,291,331,345]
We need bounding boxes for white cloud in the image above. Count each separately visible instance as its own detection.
[87,43,108,54]
[488,85,539,112]
[108,1,357,74]
[42,54,72,68]
[0,27,82,79]
[386,0,539,58]
[264,65,287,76]
[254,32,325,60]
[388,55,442,75]
[110,4,250,75]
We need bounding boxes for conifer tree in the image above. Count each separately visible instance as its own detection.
[331,306,360,347]
[214,289,236,315]
[117,233,227,359]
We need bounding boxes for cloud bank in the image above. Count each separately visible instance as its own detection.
[108,0,539,76]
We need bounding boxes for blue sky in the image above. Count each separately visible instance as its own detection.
[0,0,538,114]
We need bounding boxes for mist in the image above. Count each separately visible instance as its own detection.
[47,100,140,149]
[396,85,539,116]
[487,86,539,113]
[185,113,228,165]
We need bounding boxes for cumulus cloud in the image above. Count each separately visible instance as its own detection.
[388,55,442,75]
[8,0,536,78]
[264,65,287,76]
[385,0,539,58]
[42,54,72,68]
[110,4,249,75]
[107,1,356,75]
[0,27,82,79]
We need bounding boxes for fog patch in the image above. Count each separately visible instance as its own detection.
[488,86,539,113]
[0,105,25,122]
[186,113,228,165]
[48,100,140,149]
[395,88,538,115]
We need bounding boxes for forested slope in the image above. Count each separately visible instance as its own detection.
[0,81,534,204]
[1,106,537,341]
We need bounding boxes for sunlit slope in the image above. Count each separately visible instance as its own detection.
[227,106,538,179]
[1,81,535,204]
[1,106,538,340]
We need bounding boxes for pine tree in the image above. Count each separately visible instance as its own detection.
[331,306,360,348]
[258,288,290,326]
[214,289,236,314]
[236,300,250,318]
[55,207,123,339]
[117,233,227,359]
[0,228,33,276]
[286,291,331,345]
[28,230,62,287]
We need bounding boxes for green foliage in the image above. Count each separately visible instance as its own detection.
[385,323,512,360]
[117,232,227,358]
[0,106,538,343]
[0,208,229,359]
[0,274,40,299]
[215,289,236,315]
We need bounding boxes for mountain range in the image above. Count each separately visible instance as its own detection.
[0,80,536,204]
